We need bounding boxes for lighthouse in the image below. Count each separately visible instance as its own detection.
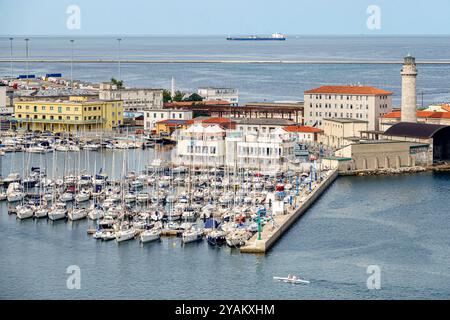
[401,55,418,123]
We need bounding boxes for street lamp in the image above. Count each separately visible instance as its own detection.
[117,38,122,81]
[70,39,74,89]
[24,38,29,82]
[9,37,13,79]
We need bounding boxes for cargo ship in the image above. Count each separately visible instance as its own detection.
[226,33,286,41]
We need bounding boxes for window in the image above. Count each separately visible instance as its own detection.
[66,116,70,120]
[34,106,37,112]
[75,107,79,111]
[18,114,22,118]
[153,113,157,118]
[58,116,62,120]
[26,105,29,110]
[42,115,46,119]
[179,114,182,119]
[75,116,79,120]
[66,107,70,111]
[50,115,54,120]
[58,106,62,113]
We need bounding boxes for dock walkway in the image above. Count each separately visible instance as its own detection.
[240,169,338,254]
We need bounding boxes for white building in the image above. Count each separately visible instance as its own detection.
[176,124,227,166]
[99,83,163,111]
[283,125,323,144]
[0,86,12,115]
[197,87,239,105]
[225,128,295,174]
[322,118,368,149]
[233,118,294,135]
[144,109,193,131]
[304,85,392,131]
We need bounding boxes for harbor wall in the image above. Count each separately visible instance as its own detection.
[241,169,338,254]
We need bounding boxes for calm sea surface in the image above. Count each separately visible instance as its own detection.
[0,150,449,299]
[1,36,450,105]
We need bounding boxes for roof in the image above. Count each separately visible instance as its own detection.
[156,119,191,126]
[231,118,294,126]
[323,117,368,124]
[382,110,450,119]
[284,125,323,133]
[383,122,450,139]
[305,85,392,95]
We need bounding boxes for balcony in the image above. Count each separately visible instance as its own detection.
[15,117,106,125]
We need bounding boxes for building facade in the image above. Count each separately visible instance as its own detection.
[144,109,193,131]
[225,128,295,174]
[304,85,392,131]
[99,83,163,111]
[197,87,239,105]
[14,96,123,132]
[322,118,368,149]
[176,124,227,166]
[233,118,294,135]
[283,125,323,144]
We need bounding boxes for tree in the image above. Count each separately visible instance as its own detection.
[184,93,203,102]
[172,90,185,102]
[111,77,123,88]
[163,89,172,103]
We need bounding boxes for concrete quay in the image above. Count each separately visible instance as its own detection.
[240,169,339,254]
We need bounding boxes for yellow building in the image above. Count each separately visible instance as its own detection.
[14,96,124,132]
[155,119,192,135]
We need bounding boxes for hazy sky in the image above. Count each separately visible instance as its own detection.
[1,0,449,36]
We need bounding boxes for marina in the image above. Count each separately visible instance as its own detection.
[0,134,333,253]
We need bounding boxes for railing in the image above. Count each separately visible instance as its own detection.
[14,117,107,124]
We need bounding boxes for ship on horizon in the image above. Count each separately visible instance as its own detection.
[226,32,286,41]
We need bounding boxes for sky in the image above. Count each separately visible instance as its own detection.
[1,0,450,36]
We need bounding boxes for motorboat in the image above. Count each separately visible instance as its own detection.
[68,208,87,221]
[207,230,227,246]
[16,205,34,220]
[115,228,135,242]
[101,231,116,241]
[48,202,68,221]
[60,192,75,202]
[139,229,161,243]
[75,190,90,203]
[273,276,310,284]
[181,228,203,244]
[34,206,49,218]
[88,204,105,220]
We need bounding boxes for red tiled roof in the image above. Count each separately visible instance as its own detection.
[382,110,450,119]
[156,119,191,126]
[201,117,235,124]
[305,85,392,95]
[284,125,323,133]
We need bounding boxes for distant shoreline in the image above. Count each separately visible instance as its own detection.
[2,59,450,64]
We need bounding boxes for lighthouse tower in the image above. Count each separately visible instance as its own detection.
[401,55,418,123]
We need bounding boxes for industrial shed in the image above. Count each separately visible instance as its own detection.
[383,122,450,163]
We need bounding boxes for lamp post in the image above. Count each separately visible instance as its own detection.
[117,38,122,81]
[70,39,74,89]
[9,37,13,79]
[24,38,29,83]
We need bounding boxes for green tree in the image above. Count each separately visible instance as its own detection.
[163,89,172,103]
[111,77,123,88]
[172,90,185,102]
[184,93,203,102]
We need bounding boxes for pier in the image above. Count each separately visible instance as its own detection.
[240,169,338,254]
